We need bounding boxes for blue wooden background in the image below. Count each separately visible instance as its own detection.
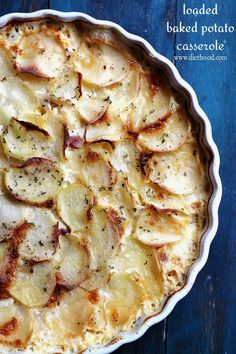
[0,1,235,353]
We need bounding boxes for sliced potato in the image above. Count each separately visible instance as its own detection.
[53,235,89,288]
[19,208,66,261]
[0,195,27,242]
[104,272,143,328]
[137,109,190,152]
[0,222,31,299]
[59,24,81,54]
[78,148,116,195]
[59,106,86,159]
[75,41,129,87]
[99,175,134,237]
[107,64,140,117]
[140,182,189,214]
[1,118,51,160]
[80,265,110,291]
[86,206,118,270]
[63,142,114,184]
[86,111,124,142]
[0,23,23,48]
[16,31,66,78]
[156,221,199,294]
[57,182,94,233]
[40,287,95,345]
[49,68,82,103]
[129,72,172,132]
[59,104,85,135]
[9,261,55,307]
[44,111,66,161]
[111,140,143,190]
[147,142,201,195]
[64,141,113,177]
[5,158,63,206]
[14,112,48,130]
[0,299,32,348]
[135,207,190,247]
[18,74,49,106]
[88,141,114,161]
[0,77,39,123]
[113,237,164,305]
[77,84,108,123]
[0,46,15,79]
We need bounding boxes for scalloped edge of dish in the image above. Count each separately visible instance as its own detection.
[0,9,222,354]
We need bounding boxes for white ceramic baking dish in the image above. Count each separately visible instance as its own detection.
[0,9,222,354]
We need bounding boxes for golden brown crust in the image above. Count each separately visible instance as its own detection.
[0,222,31,299]
[0,317,18,336]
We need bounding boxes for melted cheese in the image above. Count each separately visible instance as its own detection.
[0,20,210,354]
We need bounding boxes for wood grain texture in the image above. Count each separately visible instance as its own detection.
[167,1,236,354]
[0,0,48,14]
[50,0,176,61]
[0,1,234,354]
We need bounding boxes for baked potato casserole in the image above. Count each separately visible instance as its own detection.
[0,19,211,353]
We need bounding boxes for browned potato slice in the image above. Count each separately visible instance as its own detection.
[19,208,67,261]
[135,207,190,246]
[16,31,66,78]
[86,112,124,142]
[9,261,55,307]
[1,118,51,160]
[40,287,97,346]
[56,182,94,233]
[104,272,144,328]
[53,235,89,288]
[157,221,199,294]
[0,222,31,299]
[137,109,190,152]
[0,195,27,242]
[49,69,82,103]
[78,149,117,195]
[129,72,172,132]
[88,141,114,161]
[5,158,64,206]
[58,23,81,54]
[75,41,129,87]
[147,142,201,195]
[139,182,189,214]
[77,84,108,123]
[0,299,33,348]
[86,206,119,270]
[99,175,134,237]
[113,237,163,307]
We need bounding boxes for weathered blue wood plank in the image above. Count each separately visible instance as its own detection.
[0,0,48,15]
[49,0,176,61]
[114,321,167,354]
[166,0,236,353]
